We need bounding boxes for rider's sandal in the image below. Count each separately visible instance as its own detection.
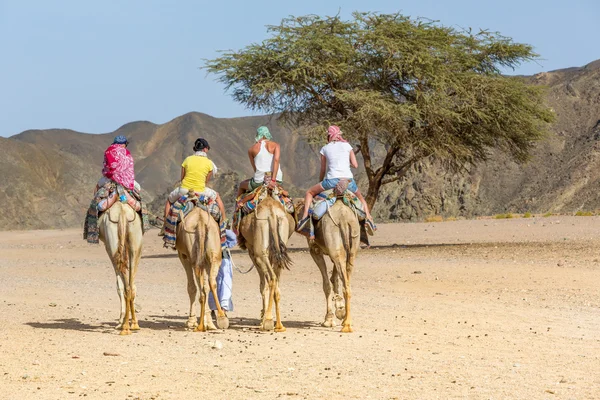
[365,218,377,236]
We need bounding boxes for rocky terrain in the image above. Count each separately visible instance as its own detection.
[2,59,600,229]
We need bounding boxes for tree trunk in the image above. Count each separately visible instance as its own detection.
[365,175,383,211]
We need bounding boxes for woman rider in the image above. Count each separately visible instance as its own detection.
[95,135,139,193]
[163,138,227,225]
[237,126,283,197]
[297,125,373,233]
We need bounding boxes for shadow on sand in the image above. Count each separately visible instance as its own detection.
[26,315,321,333]
[141,242,471,260]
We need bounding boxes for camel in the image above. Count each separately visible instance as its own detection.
[240,196,294,331]
[98,201,143,335]
[306,201,359,333]
[175,206,229,332]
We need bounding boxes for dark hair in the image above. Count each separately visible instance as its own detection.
[193,138,210,151]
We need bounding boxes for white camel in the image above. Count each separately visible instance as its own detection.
[98,201,143,335]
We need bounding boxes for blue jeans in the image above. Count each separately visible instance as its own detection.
[321,178,358,193]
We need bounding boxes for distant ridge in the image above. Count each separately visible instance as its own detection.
[2,60,600,229]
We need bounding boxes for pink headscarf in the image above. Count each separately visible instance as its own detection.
[102,144,135,190]
[327,125,347,143]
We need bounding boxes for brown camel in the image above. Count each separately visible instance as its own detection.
[306,201,359,333]
[98,201,143,335]
[175,207,229,332]
[239,196,294,331]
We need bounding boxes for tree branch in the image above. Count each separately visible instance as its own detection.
[359,138,374,179]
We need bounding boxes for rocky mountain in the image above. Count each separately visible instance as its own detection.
[1,113,320,230]
[1,59,600,230]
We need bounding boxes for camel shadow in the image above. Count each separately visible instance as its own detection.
[226,317,321,331]
[148,314,320,331]
[25,317,189,333]
[141,242,470,260]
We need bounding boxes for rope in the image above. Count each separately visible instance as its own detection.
[226,248,255,274]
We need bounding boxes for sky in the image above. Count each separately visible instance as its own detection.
[1,0,599,137]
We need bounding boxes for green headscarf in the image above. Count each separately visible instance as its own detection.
[255,126,273,142]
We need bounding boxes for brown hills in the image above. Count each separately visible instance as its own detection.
[1,114,319,229]
[2,60,600,230]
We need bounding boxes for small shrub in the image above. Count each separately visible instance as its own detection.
[445,216,458,222]
[523,212,532,218]
[543,212,553,217]
[575,211,594,216]
[495,213,514,219]
[425,215,443,223]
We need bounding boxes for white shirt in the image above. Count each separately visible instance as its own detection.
[320,141,354,180]
[253,141,283,182]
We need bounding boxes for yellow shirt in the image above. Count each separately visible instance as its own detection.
[181,155,213,192]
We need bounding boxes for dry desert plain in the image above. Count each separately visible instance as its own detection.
[1,216,600,399]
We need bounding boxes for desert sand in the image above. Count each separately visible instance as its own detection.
[1,216,599,399]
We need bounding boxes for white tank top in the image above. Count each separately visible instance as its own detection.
[253,141,283,182]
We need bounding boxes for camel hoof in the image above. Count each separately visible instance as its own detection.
[262,319,275,331]
[322,319,336,328]
[119,329,131,336]
[335,307,346,321]
[194,325,207,332]
[341,325,353,333]
[130,323,140,331]
[216,316,229,330]
[186,318,198,329]
[206,318,217,330]
[275,326,286,333]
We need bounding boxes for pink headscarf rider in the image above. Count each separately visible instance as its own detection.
[327,125,347,143]
[102,140,135,190]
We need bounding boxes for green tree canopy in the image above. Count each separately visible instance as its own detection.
[205,12,554,208]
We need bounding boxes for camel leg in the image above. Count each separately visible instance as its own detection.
[195,265,207,332]
[331,266,346,321]
[337,242,356,333]
[310,246,336,327]
[128,233,142,331]
[119,268,132,336]
[105,237,126,329]
[251,249,270,330]
[179,254,198,329]
[254,253,274,331]
[273,266,286,332]
[113,270,126,329]
[207,254,229,329]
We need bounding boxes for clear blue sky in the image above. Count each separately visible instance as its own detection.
[1,0,598,137]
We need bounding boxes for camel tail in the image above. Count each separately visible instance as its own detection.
[268,214,293,271]
[339,221,352,267]
[115,204,130,275]
[191,218,209,269]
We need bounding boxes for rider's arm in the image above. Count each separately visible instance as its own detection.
[271,143,281,180]
[248,148,257,172]
[319,154,327,181]
[180,167,186,183]
[206,171,213,184]
[349,149,359,169]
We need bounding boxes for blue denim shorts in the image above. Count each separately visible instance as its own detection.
[321,178,358,192]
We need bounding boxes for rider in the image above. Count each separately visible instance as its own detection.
[95,135,139,193]
[236,126,283,197]
[163,138,227,224]
[297,125,373,231]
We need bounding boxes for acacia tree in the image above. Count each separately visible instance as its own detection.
[205,12,554,209]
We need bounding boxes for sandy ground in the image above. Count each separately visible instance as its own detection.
[1,216,600,399]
